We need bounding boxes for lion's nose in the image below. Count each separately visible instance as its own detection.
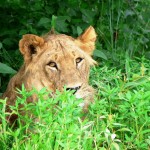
[66,86,81,94]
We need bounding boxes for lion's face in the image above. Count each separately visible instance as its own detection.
[2,26,97,118]
[19,26,97,101]
[1,26,97,127]
[39,40,90,90]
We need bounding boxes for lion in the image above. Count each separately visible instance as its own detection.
[2,26,97,124]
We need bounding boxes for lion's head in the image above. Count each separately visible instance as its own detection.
[3,26,97,113]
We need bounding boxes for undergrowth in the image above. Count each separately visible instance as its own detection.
[0,57,149,150]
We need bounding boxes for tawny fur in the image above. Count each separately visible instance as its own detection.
[2,26,97,124]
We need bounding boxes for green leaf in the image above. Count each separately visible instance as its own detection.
[111,142,120,150]
[51,15,57,29]
[124,10,135,18]
[19,29,28,35]
[37,17,51,27]
[124,77,150,89]
[145,138,150,146]
[77,26,83,36]
[0,62,17,74]
[56,16,71,32]
[141,129,150,134]
[0,42,3,49]
[117,128,131,132]
[93,49,108,60]
[2,38,14,46]
[112,123,125,126]
[81,9,96,24]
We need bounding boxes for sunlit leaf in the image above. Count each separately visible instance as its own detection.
[77,26,83,36]
[111,142,120,150]
[117,128,131,132]
[124,77,150,89]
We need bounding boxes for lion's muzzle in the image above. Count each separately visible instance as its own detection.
[66,86,81,94]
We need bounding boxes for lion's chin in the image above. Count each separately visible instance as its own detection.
[75,85,95,110]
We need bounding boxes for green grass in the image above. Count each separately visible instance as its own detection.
[0,57,149,150]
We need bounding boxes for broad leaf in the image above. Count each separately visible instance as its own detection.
[0,62,17,74]
[37,17,51,27]
[93,49,108,60]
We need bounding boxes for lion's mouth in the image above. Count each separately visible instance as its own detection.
[66,86,81,94]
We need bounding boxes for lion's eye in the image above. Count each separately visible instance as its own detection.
[47,62,57,69]
[76,57,83,64]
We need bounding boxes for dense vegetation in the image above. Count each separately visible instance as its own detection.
[0,0,150,149]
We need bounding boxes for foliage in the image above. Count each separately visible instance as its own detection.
[0,0,150,92]
[0,57,150,150]
[0,0,150,149]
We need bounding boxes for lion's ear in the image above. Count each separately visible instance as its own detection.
[19,34,44,63]
[75,26,97,55]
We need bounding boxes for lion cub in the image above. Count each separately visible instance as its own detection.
[2,26,97,124]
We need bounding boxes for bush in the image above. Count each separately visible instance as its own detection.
[0,0,150,92]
